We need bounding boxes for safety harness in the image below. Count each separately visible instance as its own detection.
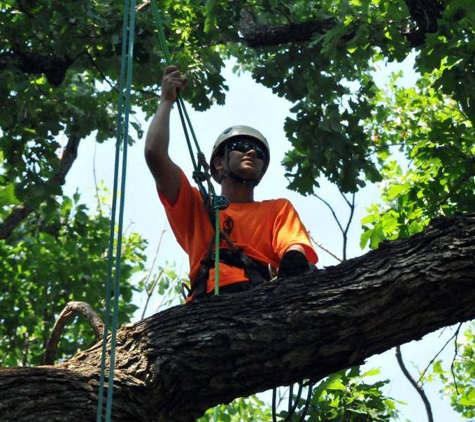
[187,226,273,300]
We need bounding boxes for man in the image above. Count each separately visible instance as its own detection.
[145,65,317,300]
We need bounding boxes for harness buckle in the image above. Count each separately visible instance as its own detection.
[181,282,191,300]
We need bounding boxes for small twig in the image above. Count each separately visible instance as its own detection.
[418,324,462,383]
[136,0,150,11]
[142,269,164,318]
[92,141,103,215]
[312,193,345,234]
[43,301,104,365]
[451,324,462,395]
[396,346,434,422]
[340,191,356,261]
[309,233,343,263]
[141,222,168,319]
[311,189,356,261]
[86,51,117,93]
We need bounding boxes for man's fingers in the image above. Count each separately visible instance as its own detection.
[164,65,179,75]
[163,66,187,88]
[160,65,187,101]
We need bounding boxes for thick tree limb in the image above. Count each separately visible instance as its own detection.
[402,0,444,45]
[238,0,444,48]
[0,213,474,421]
[43,301,105,366]
[0,51,73,86]
[239,11,337,48]
[0,134,81,240]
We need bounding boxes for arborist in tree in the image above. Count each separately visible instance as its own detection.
[145,65,318,300]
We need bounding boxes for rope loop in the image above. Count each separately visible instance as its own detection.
[213,194,230,210]
[192,170,209,183]
[197,151,210,170]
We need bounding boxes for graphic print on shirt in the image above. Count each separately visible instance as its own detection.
[223,216,234,236]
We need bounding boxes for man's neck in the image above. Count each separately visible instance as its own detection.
[221,179,255,203]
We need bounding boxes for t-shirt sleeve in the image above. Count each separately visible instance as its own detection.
[271,199,318,264]
[158,170,199,253]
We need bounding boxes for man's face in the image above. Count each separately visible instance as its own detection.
[225,138,266,180]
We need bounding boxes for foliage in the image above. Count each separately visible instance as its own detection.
[361,68,475,248]
[197,395,273,422]
[195,368,397,422]
[433,324,475,419]
[278,368,398,421]
[0,184,147,366]
[3,0,474,200]
[0,0,227,210]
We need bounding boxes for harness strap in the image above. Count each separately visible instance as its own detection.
[188,243,272,300]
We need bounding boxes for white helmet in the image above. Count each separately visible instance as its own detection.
[209,125,270,184]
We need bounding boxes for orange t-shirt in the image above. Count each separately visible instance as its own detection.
[159,171,318,293]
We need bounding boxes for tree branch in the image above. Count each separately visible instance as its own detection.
[237,1,444,49]
[239,10,336,48]
[396,346,434,422]
[0,134,81,240]
[43,301,104,365]
[417,324,462,383]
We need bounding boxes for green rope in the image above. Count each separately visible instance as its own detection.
[149,0,200,163]
[96,1,136,421]
[150,0,203,164]
[214,211,220,295]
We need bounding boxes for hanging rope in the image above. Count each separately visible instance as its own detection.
[96,1,136,421]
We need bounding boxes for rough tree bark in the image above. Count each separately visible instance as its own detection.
[0,213,474,421]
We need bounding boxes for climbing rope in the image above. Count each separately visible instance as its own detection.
[96,0,136,421]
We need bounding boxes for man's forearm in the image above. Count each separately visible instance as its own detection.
[145,99,174,167]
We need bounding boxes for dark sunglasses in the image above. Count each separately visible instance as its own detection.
[227,140,267,161]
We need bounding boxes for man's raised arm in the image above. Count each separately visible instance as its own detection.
[144,65,187,204]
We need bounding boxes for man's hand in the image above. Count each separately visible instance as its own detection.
[277,249,313,278]
[161,65,187,103]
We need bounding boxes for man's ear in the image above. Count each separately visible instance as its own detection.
[213,155,224,172]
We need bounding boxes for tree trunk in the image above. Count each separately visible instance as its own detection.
[1,214,474,422]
